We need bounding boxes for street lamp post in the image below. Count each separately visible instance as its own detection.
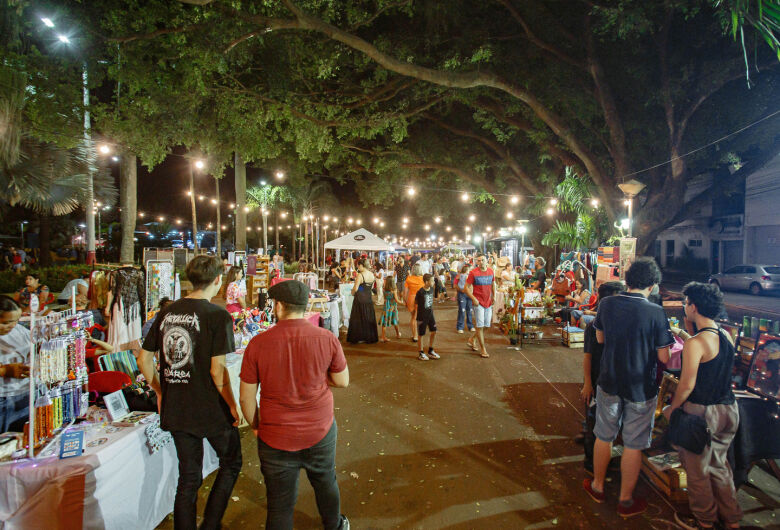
[20,221,27,249]
[617,179,646,238]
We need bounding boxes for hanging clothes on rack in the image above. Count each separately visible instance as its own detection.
[106,266,145,352]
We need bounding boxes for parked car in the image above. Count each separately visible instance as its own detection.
[171,239,184,249]
[709,264,780,296]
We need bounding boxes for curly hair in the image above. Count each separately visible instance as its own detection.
[682,281,724,319]
[624,257,662,290]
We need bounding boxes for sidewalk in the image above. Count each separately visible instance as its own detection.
[158,299,778,529]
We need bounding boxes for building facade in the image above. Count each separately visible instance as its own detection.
[654,151,780,273]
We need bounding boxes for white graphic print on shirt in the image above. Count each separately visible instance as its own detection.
[160,312,200,383]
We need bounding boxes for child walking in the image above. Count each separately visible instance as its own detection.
[415,274,440,361]
[379,276,402,342]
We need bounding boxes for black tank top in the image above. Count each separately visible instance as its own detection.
[686,326,736,406]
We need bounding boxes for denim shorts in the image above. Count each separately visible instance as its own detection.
[594,386,656,450]
[473,305,492,328]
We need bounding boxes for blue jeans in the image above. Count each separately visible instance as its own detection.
[0,394,29,433]
[457,292,473,330]
[257,421,342,530]
[171,427,243,530]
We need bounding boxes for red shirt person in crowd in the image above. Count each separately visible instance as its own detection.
[239,280,351,530]
[465,253,496,358]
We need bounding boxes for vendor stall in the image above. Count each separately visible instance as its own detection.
[0,417,217,530]
[324,228,395,254]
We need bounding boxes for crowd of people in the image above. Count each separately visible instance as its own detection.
[0,246,751,529]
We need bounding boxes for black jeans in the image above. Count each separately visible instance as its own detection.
[257,421,341,530]
[171,427,243,530]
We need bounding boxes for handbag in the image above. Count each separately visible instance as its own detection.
[668,408,711,454]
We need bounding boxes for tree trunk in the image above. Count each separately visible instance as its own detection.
[189,163,199,253]
[119,152,137,264]
[234,152,247,252]
[275,213,279,250]
[215,177,221,257]
[304,219,309,262]
[39,214,51,267]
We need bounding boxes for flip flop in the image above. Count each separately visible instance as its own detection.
[480,351,490,358]
[467,341,479,352]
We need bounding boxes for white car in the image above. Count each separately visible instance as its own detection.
[709,264,780,296]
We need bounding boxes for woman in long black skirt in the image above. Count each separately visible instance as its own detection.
[347,258,378,344]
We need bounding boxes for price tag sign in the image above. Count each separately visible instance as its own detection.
[29,295,39,313]
[60,431,84,459]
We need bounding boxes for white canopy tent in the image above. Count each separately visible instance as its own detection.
[441,243,476,252]
[324,228,395,252]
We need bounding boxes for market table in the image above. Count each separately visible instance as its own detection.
[0,418,217,530]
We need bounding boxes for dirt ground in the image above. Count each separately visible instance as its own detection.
[158,299,780,529]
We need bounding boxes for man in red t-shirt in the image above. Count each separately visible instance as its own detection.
[239,280,350,530]
[466,253,496,358]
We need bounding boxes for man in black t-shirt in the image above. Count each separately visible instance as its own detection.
[415,274,439,361]
[138,255,241,530]
[584,258,673,518]
[580,281,625,475]
[531,257,547,290]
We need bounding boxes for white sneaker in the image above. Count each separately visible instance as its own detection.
[427,349,440,360]
[470,328,476,332]
[418,351,430,361]
[457,329,464,334]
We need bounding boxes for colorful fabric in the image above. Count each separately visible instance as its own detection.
[379,298,398,327]
[226,281,246,305]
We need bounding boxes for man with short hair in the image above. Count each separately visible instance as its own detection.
[418,253,432,275]
[240,280,350,530]
[584,257,673,518]
[531,256,547,290]
[139,255,242,530]
[466,253,496,358]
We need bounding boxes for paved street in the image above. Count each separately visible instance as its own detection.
[664,282,780,322]
[158,301,780,529]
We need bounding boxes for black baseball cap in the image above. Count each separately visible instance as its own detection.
[268,280,309,305]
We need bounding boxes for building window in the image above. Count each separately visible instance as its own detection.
[666,240,675,260]
[688,239,702,248]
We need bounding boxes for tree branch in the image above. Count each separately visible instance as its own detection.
[249,1,612,202]
[424,113,539,194]
[497,0,586,70]
[107,24,208,43]
[350,1,413,30]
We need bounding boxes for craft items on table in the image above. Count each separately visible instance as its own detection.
[231,307,273,350]
[17,310,94,456]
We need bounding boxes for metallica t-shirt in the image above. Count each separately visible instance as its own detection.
[142,297,235,436]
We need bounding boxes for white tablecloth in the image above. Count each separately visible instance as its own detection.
[0,418,217,530]
[339,284,355,328]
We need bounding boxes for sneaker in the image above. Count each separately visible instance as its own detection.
[427,349,440,360]
[339,515,350,530]
[470,328,476,332]
[418,351,429,361]
[582,478,605,503]
[674,512,714,530]
[617,497,648,518]
[457,329,464,334]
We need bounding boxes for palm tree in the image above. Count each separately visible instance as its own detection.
[538,170,612,251]
[1,68,117,265]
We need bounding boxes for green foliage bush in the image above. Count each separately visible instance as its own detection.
[0,265,111,295]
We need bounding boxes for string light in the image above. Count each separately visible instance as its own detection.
[461,192,469,202]
[194,160,205,169]
[407,187,416,197]
[546,208,554,216]
[469,214,476,222]
[434,217,441,224]
[510,195,519,205]
[549,198,558,206]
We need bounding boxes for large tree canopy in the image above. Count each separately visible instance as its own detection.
[5,0,779,252]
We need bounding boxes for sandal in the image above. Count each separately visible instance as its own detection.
[480,351,490,358]
[467,340,479,352]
